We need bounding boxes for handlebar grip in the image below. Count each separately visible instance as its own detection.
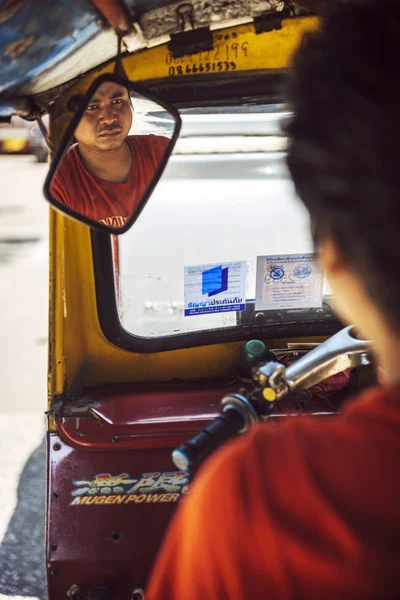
[172,408,245,472]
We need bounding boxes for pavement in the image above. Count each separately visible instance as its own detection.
[0,155,49,599]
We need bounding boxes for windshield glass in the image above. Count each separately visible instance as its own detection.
[114,104,331,339]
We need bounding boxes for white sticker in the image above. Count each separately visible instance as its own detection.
[255,254,323,311]
[184,261,247,317]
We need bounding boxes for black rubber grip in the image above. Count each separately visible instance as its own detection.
[172,408,245,471]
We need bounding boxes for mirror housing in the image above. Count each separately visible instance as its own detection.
[44,73,181,235]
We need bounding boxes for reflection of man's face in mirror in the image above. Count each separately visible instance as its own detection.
[75,82,132,153]
[51,79,170,229]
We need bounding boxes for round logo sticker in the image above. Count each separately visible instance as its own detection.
[270,266,285,280]
[294,264,312,279]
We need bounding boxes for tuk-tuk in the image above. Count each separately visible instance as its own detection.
[0,0,375,597]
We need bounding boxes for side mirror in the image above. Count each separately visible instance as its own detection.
[44,74,181,235]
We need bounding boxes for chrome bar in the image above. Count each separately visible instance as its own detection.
[285,326,373,394]
[255,326,373,399]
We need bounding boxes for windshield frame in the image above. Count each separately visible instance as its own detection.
[91,81,342,352]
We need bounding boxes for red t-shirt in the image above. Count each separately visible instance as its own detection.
[51,134,168,227]
[147,386,400,599]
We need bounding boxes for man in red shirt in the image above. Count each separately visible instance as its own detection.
[147,1,400,598]
[51,81,168,228]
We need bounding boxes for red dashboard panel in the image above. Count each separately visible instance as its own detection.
[48,381,342,598]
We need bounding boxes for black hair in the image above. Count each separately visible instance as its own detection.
[286,0,400,330]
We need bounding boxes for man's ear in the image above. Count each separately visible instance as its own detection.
[318,235,346,280]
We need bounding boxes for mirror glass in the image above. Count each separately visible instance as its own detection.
[46,77,180,233]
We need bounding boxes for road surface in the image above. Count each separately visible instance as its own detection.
[0,155,48,599]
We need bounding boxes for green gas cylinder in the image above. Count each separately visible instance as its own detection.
[236,339,269,377]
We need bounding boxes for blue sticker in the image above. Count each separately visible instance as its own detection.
[294,264,312,279]
[184,261,247,316]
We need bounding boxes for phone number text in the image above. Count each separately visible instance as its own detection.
[168,61,237,76]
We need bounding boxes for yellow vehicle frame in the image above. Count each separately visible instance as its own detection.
[48,16,320,413]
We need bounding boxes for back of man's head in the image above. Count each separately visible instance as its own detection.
[287,0,400,331]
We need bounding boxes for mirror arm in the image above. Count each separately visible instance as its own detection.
[90,0,133,36]
[33,108,55,152]
[113,34,130,81]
